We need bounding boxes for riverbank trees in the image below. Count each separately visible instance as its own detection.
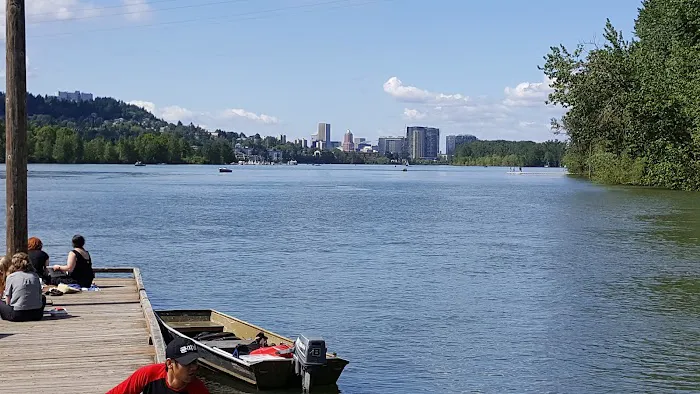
[541,0,700,190]
[452,140,565,167]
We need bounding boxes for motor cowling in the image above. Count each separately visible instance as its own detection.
[293,335,327,375]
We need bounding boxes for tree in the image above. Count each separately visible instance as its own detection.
[52,128,78,163]
[84,137,106,163]
[540,1,700,189]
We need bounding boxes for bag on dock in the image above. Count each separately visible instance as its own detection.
[44,307,68,317]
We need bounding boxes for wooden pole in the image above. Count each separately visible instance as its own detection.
[5,0,28,257]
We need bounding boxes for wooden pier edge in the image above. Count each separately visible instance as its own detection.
[93,267,166,363]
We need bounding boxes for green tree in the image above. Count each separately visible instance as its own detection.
[103,141,119,163]
[52,128,78,163]
[84,137,106,163]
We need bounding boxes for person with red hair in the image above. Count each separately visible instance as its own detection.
[28,236,50,285]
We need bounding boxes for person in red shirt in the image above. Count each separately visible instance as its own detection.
[107,336,210,394]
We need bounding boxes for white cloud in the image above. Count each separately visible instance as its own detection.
[127,100,156,114]
[160,106,195,124]
[383,76,469,105]
[385,76,563,141]
[122,0,151,21]
[26,0,84,20]
[127,100,280,129]
[403,108,426,121]
[1,0,150,30]
[221,109,279,125]
[503,76,554,107]
[518,121,537,128]
[0,0,89,39]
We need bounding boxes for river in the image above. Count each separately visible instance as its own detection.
[2,164,700,393]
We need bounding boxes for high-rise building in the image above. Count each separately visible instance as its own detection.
[342,130,355,152]
[406,126,440,160]
[446,134,478,155]
[377,137,406,156]
[279,134,287,144]
[353,137,366,146]
[424,128,440,159]
[317,123,331,149]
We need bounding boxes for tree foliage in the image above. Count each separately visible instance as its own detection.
[541,0,700,190]
[452,140,566,167]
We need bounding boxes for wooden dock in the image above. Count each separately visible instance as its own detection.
[0,267,166,393]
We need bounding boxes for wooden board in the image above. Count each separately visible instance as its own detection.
[0,271,165,393]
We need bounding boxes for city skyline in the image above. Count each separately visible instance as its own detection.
[16,0,640,145]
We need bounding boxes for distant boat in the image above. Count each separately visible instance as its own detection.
[134,161,145,166]
[288,160,298,165]
[219,167,232,173]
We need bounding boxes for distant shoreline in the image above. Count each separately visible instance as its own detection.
[19,162,562,168]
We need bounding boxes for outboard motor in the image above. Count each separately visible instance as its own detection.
[292,335,327,392]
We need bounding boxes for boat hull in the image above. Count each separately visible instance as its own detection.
[156,309,348,390]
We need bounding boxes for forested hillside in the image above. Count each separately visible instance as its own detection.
[0,93,249,164]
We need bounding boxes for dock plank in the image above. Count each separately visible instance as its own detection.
[0,271,165,393]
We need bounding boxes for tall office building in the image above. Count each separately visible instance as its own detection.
[446,134,478,155]
[424,128,440,159]
[342,130,355,152]
[406,126,440,160]
[317,123,331,149]
[377,137,406,156]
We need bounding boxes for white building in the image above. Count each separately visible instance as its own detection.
[57,91,94,102]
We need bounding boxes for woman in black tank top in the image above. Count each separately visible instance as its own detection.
[51,234,95,288]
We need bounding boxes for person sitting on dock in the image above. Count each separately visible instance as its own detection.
[50,234,95,288]
[0,253,46,322]
[28,236,51,285]
[0,256,11,295]
[106,336,210,394]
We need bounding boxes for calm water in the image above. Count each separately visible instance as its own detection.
[2,164,700,393]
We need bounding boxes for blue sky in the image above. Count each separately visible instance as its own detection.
[6,0,641,146]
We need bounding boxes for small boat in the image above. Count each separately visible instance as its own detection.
[156,310,348,392]
[219,167,232,173]
[134,161,145,166]
[288,160,298,165]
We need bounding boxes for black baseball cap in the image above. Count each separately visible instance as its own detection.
[166,337,200,365]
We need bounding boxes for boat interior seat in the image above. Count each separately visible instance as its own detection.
[199,339,251,350]
[167,321,225,335]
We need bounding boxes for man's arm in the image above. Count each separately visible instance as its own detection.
[105,364,157,394]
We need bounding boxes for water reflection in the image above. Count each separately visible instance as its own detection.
[198,366,341,394]
[628,188,700,248]
[648,277,700,316]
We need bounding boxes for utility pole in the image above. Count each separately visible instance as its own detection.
[5,0,28,256]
